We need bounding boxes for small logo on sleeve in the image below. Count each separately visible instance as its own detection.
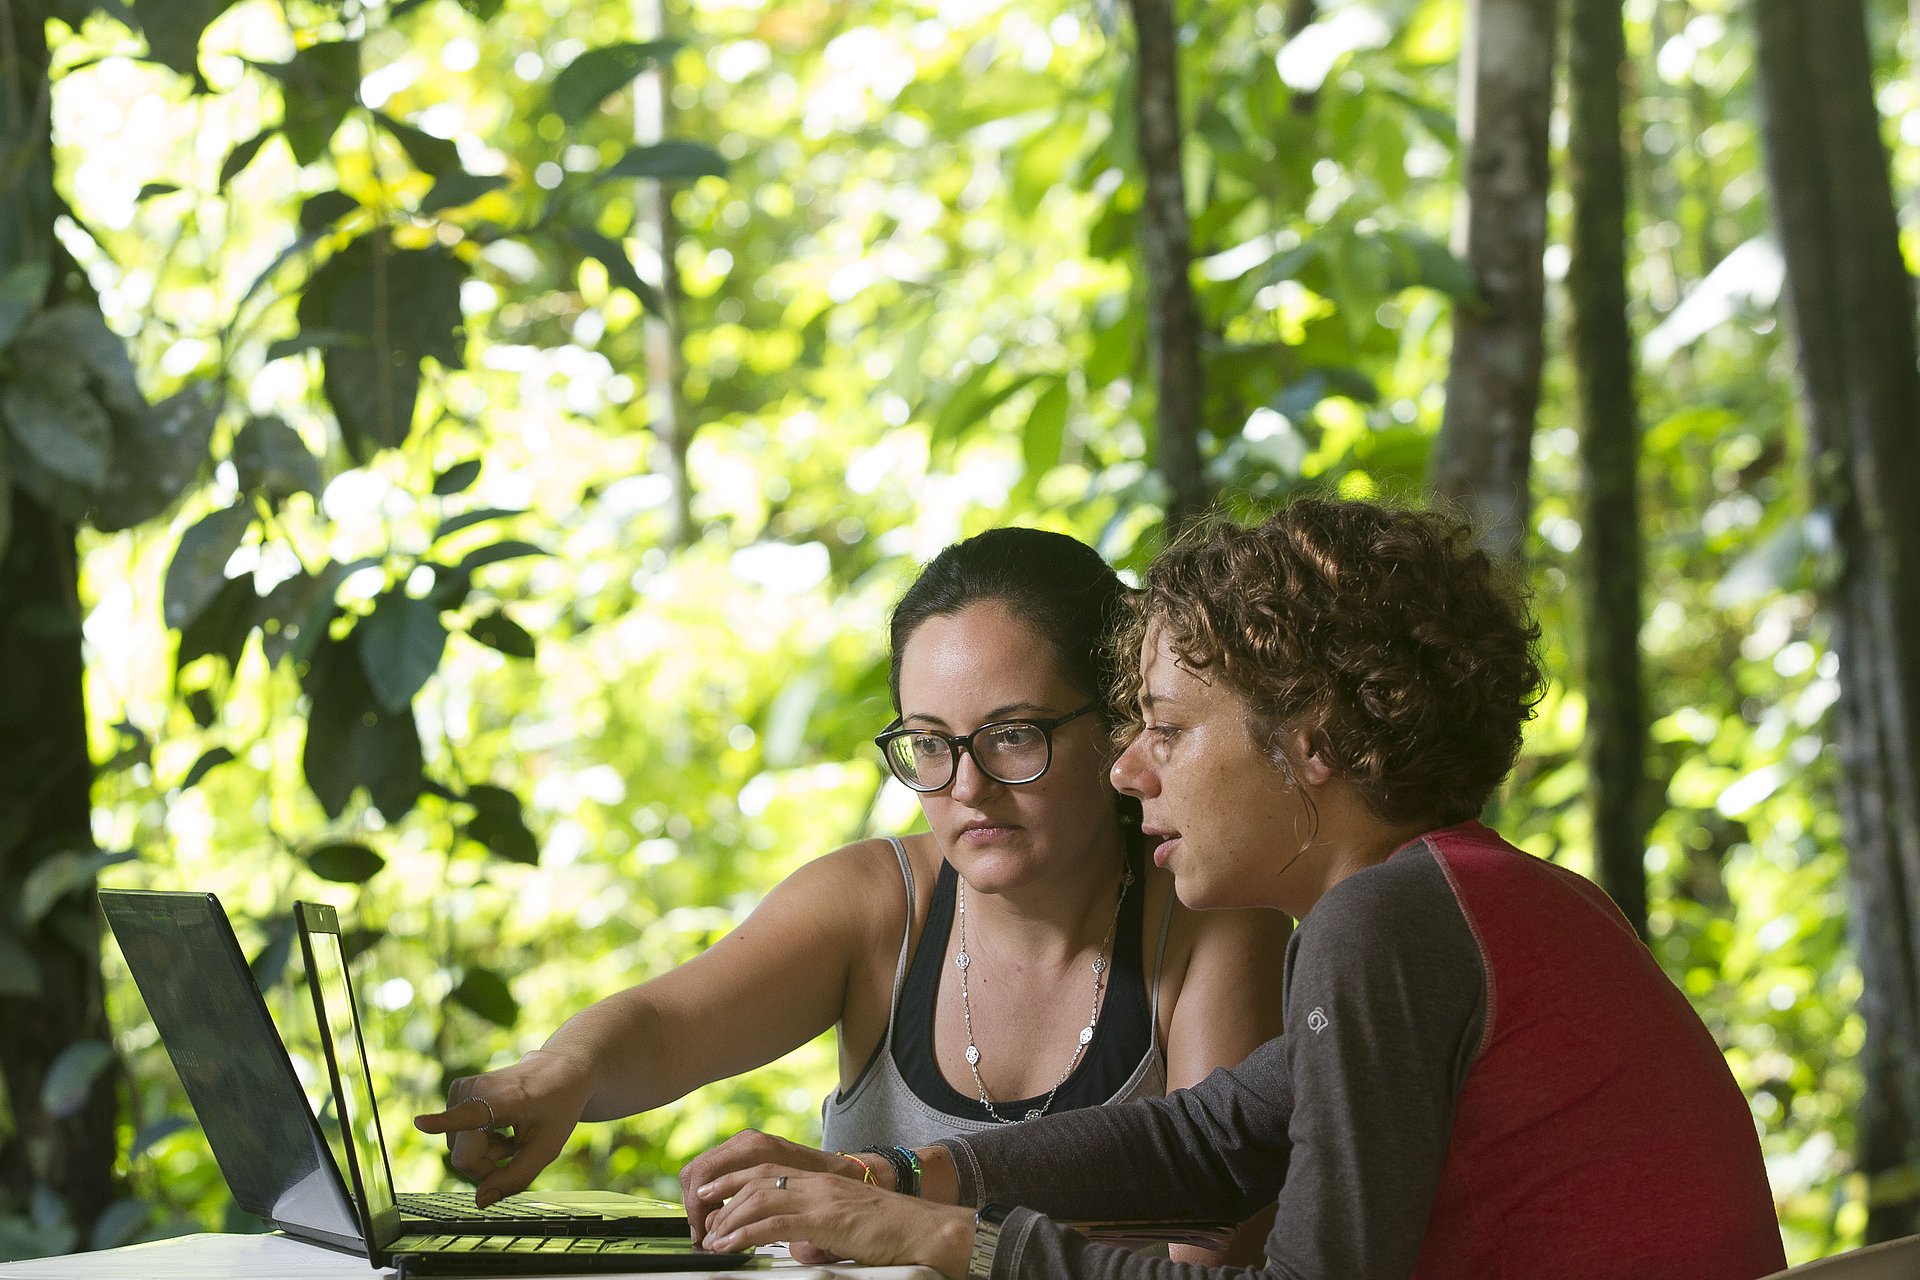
[1306,1007,1329,1034]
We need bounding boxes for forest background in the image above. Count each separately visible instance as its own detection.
[0,0,1916,1268]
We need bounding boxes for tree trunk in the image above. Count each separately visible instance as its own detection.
[1567,0,1648,937]
[0,5,115,1247]
[0,498,115,1245]
[1754,0,1920,1243]
[1430,0,1558,561]
[633,0,694,547]
[1126,0,1208,531]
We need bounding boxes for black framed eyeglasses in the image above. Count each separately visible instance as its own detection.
[874,703,1101,793]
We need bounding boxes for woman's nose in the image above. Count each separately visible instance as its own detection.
[947,748,1002,803]
[1110,734,1157,799]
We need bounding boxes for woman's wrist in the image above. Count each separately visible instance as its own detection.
[931,1205,977,1279]
[834,1150,891,1191]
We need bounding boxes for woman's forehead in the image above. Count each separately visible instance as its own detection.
[898,603,1080,707]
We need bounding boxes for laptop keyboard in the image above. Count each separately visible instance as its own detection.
[397,1234,697,1254]
[401,1192,570,1221]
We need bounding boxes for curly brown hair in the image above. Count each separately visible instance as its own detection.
[1112,496,1544,826]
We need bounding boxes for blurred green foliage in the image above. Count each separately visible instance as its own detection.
[3,0,1912,1265]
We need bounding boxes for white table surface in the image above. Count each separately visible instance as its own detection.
[0,1233,941,1280]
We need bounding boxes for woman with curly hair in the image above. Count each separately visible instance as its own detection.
[683,497,1786,1279]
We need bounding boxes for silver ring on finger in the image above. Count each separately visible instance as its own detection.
[774,1176,788,1191]
[476,1097,500,1134]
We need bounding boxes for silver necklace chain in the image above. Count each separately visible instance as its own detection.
[954,861,1134,1123]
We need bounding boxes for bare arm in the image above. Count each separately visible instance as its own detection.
[553,840,898,1117]
[416,839,901,1202]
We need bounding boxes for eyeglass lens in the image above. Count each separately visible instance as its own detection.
[884,722,1050,790]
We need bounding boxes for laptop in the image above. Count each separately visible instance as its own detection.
[295,900,753,1275]
[101,889,688,1247]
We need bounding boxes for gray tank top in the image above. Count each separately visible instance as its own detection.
[820,837,1174,1152]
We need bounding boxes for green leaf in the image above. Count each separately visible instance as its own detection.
[466,609,535,659]
[433,458,482,496]
[356,591,447,713]
[451,966,519,1027]
[262,41,361,166]
[0,261,51,350]
[434,507,523,539]
[218,128,275,188]
[564,229,662,311]
[136,182,182,202]
[599,141,728,182]
[458,0,505,19]
[1022,379,1069,481]
[325,350,421,459]
[0,311,126,490]
[299,190,360,234]
[549,41,681,124]
[248,910,297,990]
[0,924,42,998]
[305,841,386,884]
[132,0,240,79]
[131,1114,194,1160]
[256,558,368,669]
[301,630,425,821]
[300,235,467,457]
[232,415,322,502]
[180,746,235,791]
[372,110,460,177]
[457,540,546,575]
[300,235,469,367]
[175,574,257,674]
[20,849,138,926]
[929,368,1036,450]
[93,382,220,532]
[89,1199,151,1252]
[41,1041,113,1120]
[465,783,539,863]
[421,172,509,214]
[163,503,253,630]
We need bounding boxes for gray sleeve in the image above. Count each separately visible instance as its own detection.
[1254,850,1485,1277]
[947,849,1487,1280]
[935,1039,1294,1222]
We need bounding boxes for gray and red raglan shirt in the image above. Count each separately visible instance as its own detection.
[936,821,1787,1280]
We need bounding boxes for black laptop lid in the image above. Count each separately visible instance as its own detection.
[101,889,362,1251]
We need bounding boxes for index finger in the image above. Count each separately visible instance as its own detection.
[414,1098,502,1136]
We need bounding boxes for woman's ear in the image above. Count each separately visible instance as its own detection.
[1290,729,1335,787]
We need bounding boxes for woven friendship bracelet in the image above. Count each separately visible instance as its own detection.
[863,1145,917,1197]
[892,1145,924,1198]
[834,1151,880,1186]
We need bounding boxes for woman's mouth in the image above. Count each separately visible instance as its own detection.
[1144,829,1182,867]
[959,822,1019,843]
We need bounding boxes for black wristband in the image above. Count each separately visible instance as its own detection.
[863,1144,916,1196]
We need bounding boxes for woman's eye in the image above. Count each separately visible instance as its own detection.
[988,724,1042,749]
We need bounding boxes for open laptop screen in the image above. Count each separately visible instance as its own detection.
[100,889,363,1249]
[298,905,400,1224]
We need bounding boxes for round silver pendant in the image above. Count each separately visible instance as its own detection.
[1078,1025,1093,1045]
[1024,1109,1043,1122]
[955,951,970,971]
[965,1045,981,1066]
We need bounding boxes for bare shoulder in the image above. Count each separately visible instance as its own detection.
[779,836,910,915]
[1146,865,1290,1054]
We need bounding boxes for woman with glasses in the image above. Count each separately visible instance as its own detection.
[682,499,1786,1280]
[416,528,1287,1256]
